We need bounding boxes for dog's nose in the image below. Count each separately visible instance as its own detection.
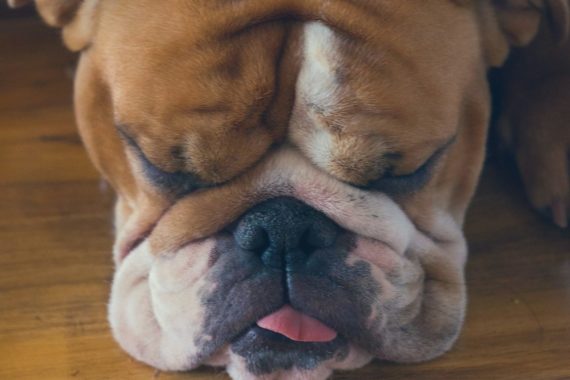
[234,197,339,271]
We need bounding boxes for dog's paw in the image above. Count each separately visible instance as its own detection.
[497,77,570,228]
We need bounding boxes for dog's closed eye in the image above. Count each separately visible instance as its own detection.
[364,137,456,196]
[116,126,209,197]
[136,152,206,196]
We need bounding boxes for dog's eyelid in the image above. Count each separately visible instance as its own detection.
[137,150,206,197]
[366,135,456,195]
[400,134,457,174]
[139,157,205,197]
[114,124,206,197]
[115,124,138,148]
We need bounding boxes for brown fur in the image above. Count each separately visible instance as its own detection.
[498,11,570,227]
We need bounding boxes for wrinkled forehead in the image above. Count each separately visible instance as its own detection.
[90,0,482,185]
[96,0,478,120]
[97,1,289,120]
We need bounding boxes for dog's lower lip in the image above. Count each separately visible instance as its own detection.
[247,326,300,343]
[228,325,349,375]
[256,304,338,342]
[235,325,343,346]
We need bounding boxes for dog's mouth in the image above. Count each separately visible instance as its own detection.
[189,233,393,372]
[256,304,338,343]
[227,301,354,375]
[232,303,343,352]
[230,321,348,375]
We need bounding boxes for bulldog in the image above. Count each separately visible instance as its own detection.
[8,0,570,379]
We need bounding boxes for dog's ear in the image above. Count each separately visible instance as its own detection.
[496,0,569,45]
[7,0,99,51]
[480,0,570,66]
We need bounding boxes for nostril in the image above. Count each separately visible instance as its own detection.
[298,230,316,255]
[236,224,270,253]
[302,223,338,250]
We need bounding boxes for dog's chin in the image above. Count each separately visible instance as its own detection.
[230,326,348,371]
[209,327,374,380]
[221,331,374,380]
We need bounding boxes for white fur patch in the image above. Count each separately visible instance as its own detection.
[289,22,342,170]
[109,240,216,370]
[300,22,341,113]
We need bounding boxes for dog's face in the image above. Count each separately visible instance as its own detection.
[13,0,564,378]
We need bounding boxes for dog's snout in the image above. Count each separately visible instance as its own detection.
[234,197,339,271]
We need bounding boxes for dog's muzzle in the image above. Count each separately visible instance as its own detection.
[108,149,467,379]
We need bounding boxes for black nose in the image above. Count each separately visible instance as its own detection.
[234,197,340,271]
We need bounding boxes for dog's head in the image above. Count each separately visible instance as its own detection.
[11,0,569,379]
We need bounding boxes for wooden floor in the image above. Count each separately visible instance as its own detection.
[1,17,569,380]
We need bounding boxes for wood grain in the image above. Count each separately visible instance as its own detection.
[1,17,569,380]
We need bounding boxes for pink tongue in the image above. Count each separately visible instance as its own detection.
[257,305,337,342]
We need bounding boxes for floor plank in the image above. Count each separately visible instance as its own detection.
[1,17,569,380]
